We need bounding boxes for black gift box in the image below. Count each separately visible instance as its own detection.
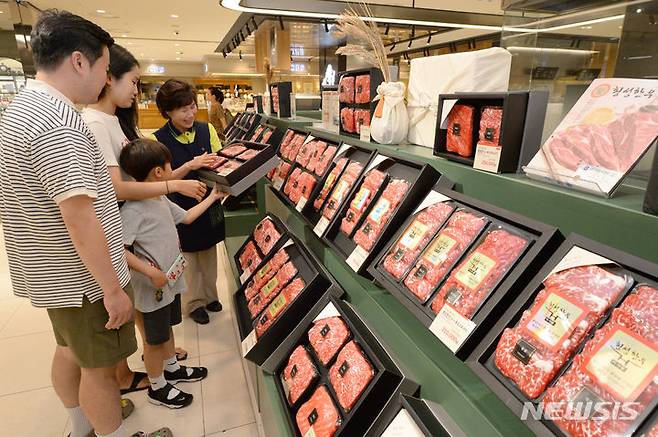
[368,186,563,359]
[365,393,467,437]
[270,81,294,118]
[232,213,289,279]
[267,128,311,189]
[235,235,336,366]
[267,295,419,437]
[467,233,658,437]
[434,91,548,173]
[338,68,385,139]
[226,112,263,143]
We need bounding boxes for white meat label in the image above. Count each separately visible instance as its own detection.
[473,143,503,173]
[241,329,258,357]
[313,217,331,237]
[381,408,425,437]
[346,245,369,272]
[430,305,476,353]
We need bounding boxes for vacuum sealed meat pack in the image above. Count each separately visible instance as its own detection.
[255,277,306,337]
[314,145,338,177]
[253,218,282,254]
[354,109,371,134]
[314,158,348,211]
[308,316,351,366]
[280,130,296,152]
[340,169,387,236]
[220,144,247,158]
[329,340,375,411]
[404,210,487,302]
[322,162,364,220]
[238,240,261,273]
[479,106,503,147]
[494,265,630,399]
[296,385,341,437]
[341,108,355,133]
[296,140,316,168]
[247,261,299,318]
[382,202,456,280]
[355,75,371,104]
[284,168,303,197]
[261,129,273,144]
[307,141,327,173]
[274,161,292,182]
[289,172,317,205]
[282,346,319,405]
[243,249,290,300]
[431,227,530,318]
[339,76,355,104]
[446,104,476,157]
[271,86,280,114]
[209,156,227,170]
[250,126,264,142]
[286,134,306,161]
[236,149,260,161]
[353,178,410,252]
[215,160,242,175]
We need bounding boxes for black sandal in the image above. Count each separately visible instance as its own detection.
[120,371,149,395]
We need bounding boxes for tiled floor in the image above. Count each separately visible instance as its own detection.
[0,236,260,437]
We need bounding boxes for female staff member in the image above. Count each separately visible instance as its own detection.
[152,79,225,325]
[207,86,228,139]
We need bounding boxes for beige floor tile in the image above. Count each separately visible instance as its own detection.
[206,422,259,437]
[0,386,68,437]
[197,308,238,356]
[0,299,54,338]
[200,351,255,434]
[0,298,22,333]
[0,271,15,300]
[0,331,56,396]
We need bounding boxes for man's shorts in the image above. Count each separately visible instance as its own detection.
[47,283,138,369]
[141,294,182,346]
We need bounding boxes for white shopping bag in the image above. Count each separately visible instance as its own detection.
[371,82,408,144]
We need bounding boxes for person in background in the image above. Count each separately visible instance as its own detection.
[0,10,168,437]
[152,79,225,325]
[207,86,228,140]
[82,45,200,395]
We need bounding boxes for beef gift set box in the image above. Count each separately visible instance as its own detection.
[270,81,294,118]
[233,214,288,280]
[338,68,385,139]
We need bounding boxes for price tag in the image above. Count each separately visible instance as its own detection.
[241,329,257,357]
[346,245,369,272]
[360,125,371,142]
[381,408,425,437]
[413,190,452,214]
[239,269,251,284]
[314,302,341,321]
[574,163,622,194]
[548,246,616,278]
[296,196,308,212]
[429,305,476,353]
[313,217,331,237]
[473,143,503,173]
[272,176,284,191]
[303,427,317,437]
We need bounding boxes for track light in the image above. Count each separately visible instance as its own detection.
[390,42,396,51]
[384,24,390,35]
[240,30,245,41]
[427,33,432,44]
[324,19,329,33]
[239,51,242,60]
[279,16,285,30]
[411,25,415,38]
[246,23,251,34]
[408,39,413,48]
[222,50,227,58]
[252,16,258,30]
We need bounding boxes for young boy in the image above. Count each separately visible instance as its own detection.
[119,138,224,409]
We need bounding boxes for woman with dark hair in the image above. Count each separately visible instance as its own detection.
[207,86,228,137]
[151,79,225,325]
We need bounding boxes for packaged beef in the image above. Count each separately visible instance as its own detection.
[340,169,387,236]
[353,178,410,252]
[279,129,296,154]
[314,145,338,177]
[354,109,371,134]
[329,341,375,411]
[322,162,364,220]
[494,266,630,399]
[404,210,487,303]
[261,129,273,144]
[271,86,279,114]
[306,141,327,173]
[382,202,456,280]
[238,240,261,273]
[542,285,658,437]
[286,134,306,161]
[446,104,476,158]
[209,155,228,169]
[253,218,282,255]
[314,158,348,212]
[341,108,355,133]
[273,161,292,183]
[478,106,503,147]
[355,75,371,104]
[255,277,306,337]
[296,385,341,437]
[243,249,290,300]
[296,140,316,168]
[308,316,351,366]
[339,76,355,104]
[215,159,242,175]
[266,167,277,180]
[431,227,530,318]
[250,125,264,142]
[289,171,317,205]
[236,149,260,161]
[284,167,303,197]
[247,261,299,318]
[282,346,319,405]
[220,144,247,158]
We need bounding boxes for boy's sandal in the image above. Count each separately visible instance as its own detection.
[131,428,174,437]
[120,371,149,395]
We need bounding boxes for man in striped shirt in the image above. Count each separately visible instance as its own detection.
[0,11,140,437]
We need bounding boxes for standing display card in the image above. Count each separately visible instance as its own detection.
[524,78,658,197]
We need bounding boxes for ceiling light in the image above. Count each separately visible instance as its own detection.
[175,43,180,46]
[636,8,643,13]
[126,42,133,45]
[171,14,179,18]
[0,11,4,14]
[96,9,106,14]
[121,34,127,37]
[176,57,181,60]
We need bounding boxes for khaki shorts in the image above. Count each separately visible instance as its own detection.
[47,283,138,369]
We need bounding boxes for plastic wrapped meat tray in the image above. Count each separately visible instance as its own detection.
[354,109,371,134]
[274,161,292,182]
[282,346,319,405]
[353,179,410,252]
[296,140,316,168]
[542,285,658,437]
[329,340,375,411]
[314,158,348,211]
[215,160,242,175]
[431,227,530,318]
[340,169,387,236]
[479,106,504,147]
[236,149,260,161]
[404,210,487,303]
[494,265,630,399]
[382,202,456,280]
[296,385,341,437]
[238,240,261,273]
[307,141,327,173]
[314,145,338,177]
[261,129,273,144]
[284,168,303,197]
[243,249,290,300]
[247,261,298,318]
[250,126,265,142]
[209,156,228,169]
[220,144,247,158]
[339,76,355,104]
[279,130,296,157]
[322,162,364,220]
[446,104,476,158]
[341,108,355,133]
[355,75,371,104]
[289,171,317,205]
[255,277,306,337]
[253,218,282,255]
[308,316,351,366]
[272,86,280,114]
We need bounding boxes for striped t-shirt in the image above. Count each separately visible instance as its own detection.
[0,79,130,308]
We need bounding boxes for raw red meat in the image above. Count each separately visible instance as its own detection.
[329,340,375,411]
[209,156,228,169]
[341,108,355,133]
[543,285,658,437]
[220,144,247,158]
[354,109,370,134]
[339,76,355,104]
[296,385,341,437]
[289,171,317,205]
[247,261,299,318]
[282,346,318,405]
[306,141,327,173]
[261,129,273,144]
[284,168,302,197]
[275,161,292,182]
[314,158,348,212]
[266,167,277,180]
[296,140,316,168]
[404,210,487,303]
[479,106,503,147]
[236,149,260,161]
[250,125,265,142]
[279,129,296,155]
[431,228,529,318]
[271,85,279,114]
[353,178,410,252]
[253,218,281,255]
[322,162,364,220]
[494,266,629,399]
[340,169,387,236]
[215,159,242,175]
[238,240,261,273]
[446,104,476,158]
[255,277,306,337]
[285,134,306,161]
[355,75,371,104]
[314,145,338,177]
[243,249,290,300]
[382,202,455,280]
[308,316,351,366]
